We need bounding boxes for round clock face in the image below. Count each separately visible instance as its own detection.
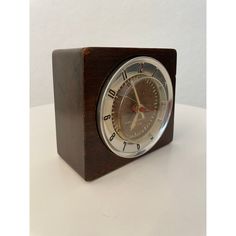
[97,56,173,158]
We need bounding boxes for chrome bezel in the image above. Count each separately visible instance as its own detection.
[97,56,173,158]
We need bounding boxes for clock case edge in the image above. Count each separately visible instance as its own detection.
[52,47,177,181]
[52,48,86,179]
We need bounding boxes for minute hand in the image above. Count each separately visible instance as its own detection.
[131,80,141,105]
[131,80,144,119]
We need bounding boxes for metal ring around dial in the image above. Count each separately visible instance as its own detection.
[97,56,173,158]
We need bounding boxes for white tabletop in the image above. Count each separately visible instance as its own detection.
[30,104,206,236]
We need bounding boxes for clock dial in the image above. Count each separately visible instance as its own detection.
[112,74,160,141]
[97,57,173,158]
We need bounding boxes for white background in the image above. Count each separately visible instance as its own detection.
[30,0,206,107]
[30,104,205,236]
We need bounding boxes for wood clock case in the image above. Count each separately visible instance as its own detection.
[52,47,177,181]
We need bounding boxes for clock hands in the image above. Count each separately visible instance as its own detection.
[130,105,155,130]
[121,95,137,104]
[129,79,156,131]
[120,95,155,112]
[130,80,145,119]
[119,79,156,131]
[130,112,140,130]
[131,80,141,106]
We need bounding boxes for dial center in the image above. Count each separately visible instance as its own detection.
[112,75,160,142]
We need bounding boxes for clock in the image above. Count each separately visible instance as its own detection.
[97,56,173,158]
[52,47,177,181]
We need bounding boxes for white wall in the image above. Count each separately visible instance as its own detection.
[30,0,206,107]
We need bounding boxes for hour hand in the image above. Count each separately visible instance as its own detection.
[130,112,139,131]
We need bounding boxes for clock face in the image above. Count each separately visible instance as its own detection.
[97,56,173,158]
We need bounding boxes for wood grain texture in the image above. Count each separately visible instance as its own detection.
[52,47,177,181]
[52,49,85,177]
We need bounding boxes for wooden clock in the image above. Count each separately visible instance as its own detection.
[52,47,177,181]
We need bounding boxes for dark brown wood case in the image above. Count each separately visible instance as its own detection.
[52,47,177,181]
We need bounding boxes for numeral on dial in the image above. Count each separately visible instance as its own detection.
[138,63,144,73]
[137,144,140,150]
[108,89,116,99]
[109,132,116,141]
[123,141,127,151]
[103,115,111,120]
[122,70,127,80]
